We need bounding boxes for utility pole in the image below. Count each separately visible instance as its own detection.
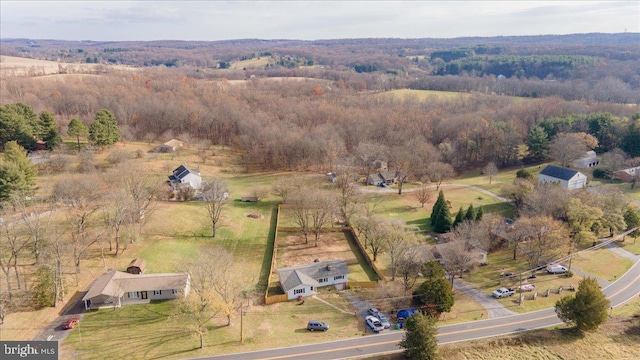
[240,304,244,342]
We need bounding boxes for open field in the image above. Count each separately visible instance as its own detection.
[620,238,640,255]
[0,55,134,77]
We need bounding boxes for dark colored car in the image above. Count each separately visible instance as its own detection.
[307,320,329,332]
[62,318,79,330]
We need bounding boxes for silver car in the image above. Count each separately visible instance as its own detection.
[376,313,391,329]
[365,315,384,333]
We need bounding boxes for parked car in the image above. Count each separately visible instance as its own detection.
[492,287,515,298]
[376,312,391,329]
[365,315,384,333]
[396,308,417,323]
[367,307,380,317]
[62,318,79,330]
[518,284,536,292]
[547,265,568,274]
[307,320,329,332]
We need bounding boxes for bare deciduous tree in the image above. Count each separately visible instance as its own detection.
[549,132,598,167]
[483,162,499,184]
[427,161,455,190]
[201,180,229,238]
[413,182,432,208]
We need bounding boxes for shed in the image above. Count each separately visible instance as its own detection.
[241,195,259,202]
[127,259,147,274]
[572,151,599,168]
[157,139,185,153]
[538,165,587,190]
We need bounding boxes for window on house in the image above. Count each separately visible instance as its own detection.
[294,288,305,295]
[153,290,162,296]
[129,292,139,298]
[334,275,344,280]
[318,277,328,283]
[172,289,177,294]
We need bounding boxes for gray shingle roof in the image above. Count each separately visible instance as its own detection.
[539,165,579,181]
[277,260,348,292]
[82,269,189,301]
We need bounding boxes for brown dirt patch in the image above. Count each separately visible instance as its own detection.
[277,231,359,268]
[244,212,264,220]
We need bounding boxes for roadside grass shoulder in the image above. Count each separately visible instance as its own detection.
[620,238,640,255]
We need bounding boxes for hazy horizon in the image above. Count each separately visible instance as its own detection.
[1,1,638,42]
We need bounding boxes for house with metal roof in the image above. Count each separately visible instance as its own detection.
[277,260,348,300]
[81,269,190,310]
[168,165,201,190]
[538,165,587,190]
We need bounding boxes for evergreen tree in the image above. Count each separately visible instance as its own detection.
[430,190,446,227]
[89,109,121,147]
[555,277,610,331]
[621,114,640,157]
[431,190,452,233]
[415,272,454,316]
[0,141,38,202]
[475,206,484,221]
[430,190,451,233]
[453,206,464,228]
[399,313,438,360]
[67,118,89,151]
[0,103,38,150]
[464,204,475,221]
[38,111,61,149]
[526,125,550,160]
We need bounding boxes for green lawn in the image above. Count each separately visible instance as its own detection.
[620,238,640,255]
[570,248,633,282]
[63,293,360,360]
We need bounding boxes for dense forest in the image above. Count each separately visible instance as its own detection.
[2,33,639,103]
[1,34,639,175]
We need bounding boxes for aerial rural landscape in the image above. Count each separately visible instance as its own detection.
[1,2,640,360]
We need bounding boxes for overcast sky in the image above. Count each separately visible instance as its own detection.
[1,1,638,41]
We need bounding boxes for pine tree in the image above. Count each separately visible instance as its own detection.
[475,206,484,221]
[431,190,452,233]
[399,313,438,360]
[526,125,550,160]
[430,190,446,227]
[555,277,610,331]
[453,206,464,228]
[38,111,61,149]
[89,109,121,147]
[465,204,475,221]
[0,141,38,202]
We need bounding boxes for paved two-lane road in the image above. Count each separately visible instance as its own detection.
[195,259,640,360]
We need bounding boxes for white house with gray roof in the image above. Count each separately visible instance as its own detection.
[277,260,348,300]
[538,164,587,190]
[81,269,190,309]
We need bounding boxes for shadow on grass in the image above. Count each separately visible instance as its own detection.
[406,218,431,232]
[257,206,278,295]
[344,230,380,281]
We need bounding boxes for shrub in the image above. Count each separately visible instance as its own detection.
[592,168,612,179]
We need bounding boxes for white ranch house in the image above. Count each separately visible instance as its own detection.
[277,260,348,300]
[81,269,191,310]
[538,165,587,190]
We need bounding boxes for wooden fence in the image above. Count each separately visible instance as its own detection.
[265,293,289,305]
[347,227,387,281]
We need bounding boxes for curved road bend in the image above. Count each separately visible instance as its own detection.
[194,259,640,360]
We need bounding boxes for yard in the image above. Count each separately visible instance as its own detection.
[61,292,360,360]
[463,249,585,313]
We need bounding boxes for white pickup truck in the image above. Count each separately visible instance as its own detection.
[492,287,515,298]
